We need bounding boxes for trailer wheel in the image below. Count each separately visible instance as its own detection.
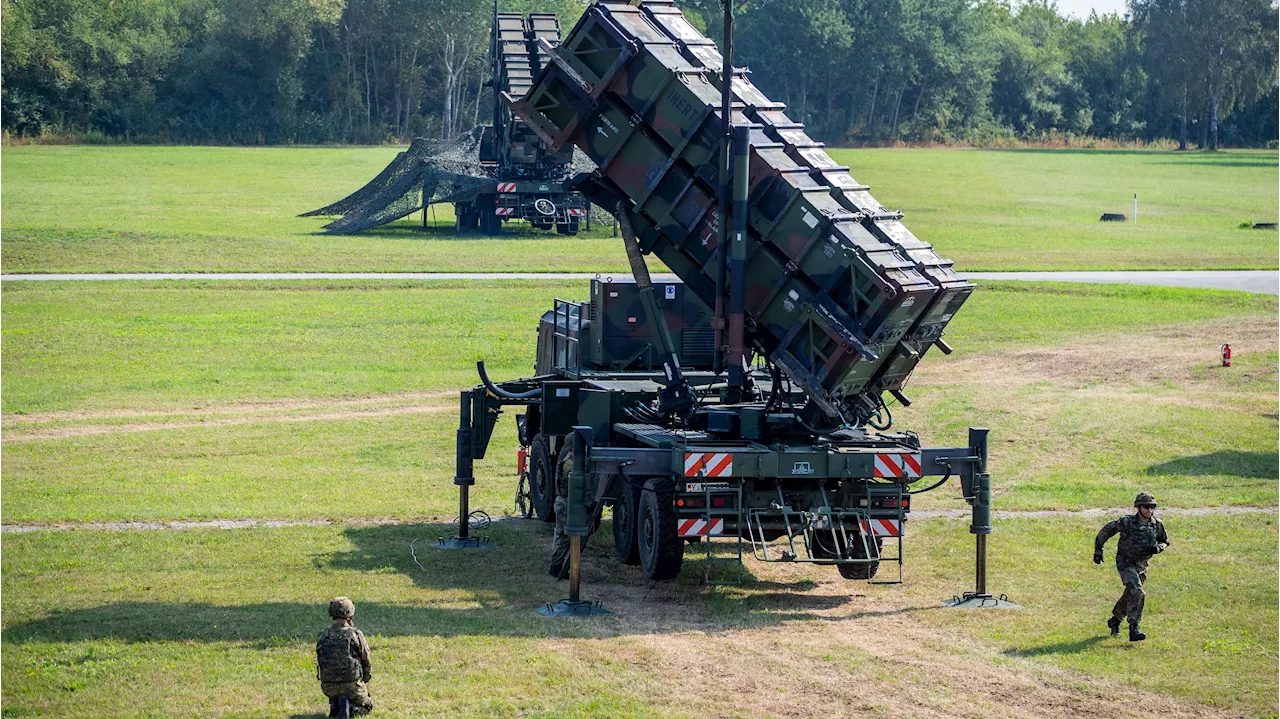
[837,535,882,580]
[637,477,683,580]
[556,218,579,236]
[612,477,643,565]
[528,435,556,523]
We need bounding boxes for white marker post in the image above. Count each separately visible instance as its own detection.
[1134,193,1138,224]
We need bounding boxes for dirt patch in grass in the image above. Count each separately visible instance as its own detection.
[567,576,1239,719]
[920,316,1276,389]
[0,392,456,442]
[2,390,456,423]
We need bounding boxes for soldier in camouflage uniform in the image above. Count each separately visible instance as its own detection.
[316,597,374,717]
[1094,492,1169,642]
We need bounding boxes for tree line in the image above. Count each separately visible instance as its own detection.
[2,0,1275,148]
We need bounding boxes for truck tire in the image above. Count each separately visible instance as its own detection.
[528,435,556,523]
[612,477,643,565]
[837,534,882,580]
[637,477,683,580]
[556,218,579,236]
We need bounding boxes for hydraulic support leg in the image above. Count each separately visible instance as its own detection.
[539,426,613,617]
[439,390,493,549]
[945,427,1018,608]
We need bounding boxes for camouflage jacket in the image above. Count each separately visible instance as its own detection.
[1094,514,1169,568]
[316,621,371,683]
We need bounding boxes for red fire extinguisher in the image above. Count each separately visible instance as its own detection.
[516,446,528,475]
[1221,344,1232,367]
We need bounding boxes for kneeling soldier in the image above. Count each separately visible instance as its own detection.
[316,597,374,717]
[1094,492,1169,641]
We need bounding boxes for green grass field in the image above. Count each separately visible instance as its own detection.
[2,281,1275,522]
[3,279,1276,716]
[2,145,1276,272]
[3,142,1277,719]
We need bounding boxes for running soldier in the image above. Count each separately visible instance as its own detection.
[316,597,374,717]
[1094,492,1170,642]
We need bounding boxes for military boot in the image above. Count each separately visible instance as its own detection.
[1128,624,1146,642]
[1107,616,1121,637]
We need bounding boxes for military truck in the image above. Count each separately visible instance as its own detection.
[454,10,588,235]
[449,0,994,589]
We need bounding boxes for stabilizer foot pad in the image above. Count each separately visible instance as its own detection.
[537,599,614,617]
[436,536,494,549]
[942,592,1021,609]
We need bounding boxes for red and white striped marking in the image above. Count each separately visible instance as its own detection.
[566,208,586,216]
[684,452,733,477]
[859,518,902,537]
[496,182,517,193]
[678,518,724,537]
[495,207,517,216]
[873,453,921,479]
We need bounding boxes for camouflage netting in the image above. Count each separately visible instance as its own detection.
[303,127,612,235]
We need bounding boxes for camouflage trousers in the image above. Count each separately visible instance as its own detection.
[321,680,374,715]
[549,496,600,579]
[1111,564,1147,626]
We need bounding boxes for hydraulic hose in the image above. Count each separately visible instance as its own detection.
[477,361,542,399]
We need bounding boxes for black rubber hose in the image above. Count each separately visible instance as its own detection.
[908,467,952,495]
[477,361,542,399]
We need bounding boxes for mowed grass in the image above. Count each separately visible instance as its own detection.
[3,145,1276,273]
[1,281,1275,522]
[829,147,1279,270]
[1,513,1274,717]
[902,513,1279,717]
[1,145,631,274]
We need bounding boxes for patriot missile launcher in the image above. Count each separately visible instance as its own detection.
[449,1,998,604]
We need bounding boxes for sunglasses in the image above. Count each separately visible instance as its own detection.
[1139,504,1156,509]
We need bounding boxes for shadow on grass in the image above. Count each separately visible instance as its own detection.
[6,522,850,644]
[1001,635,1108,657]
[1145,450,1279,479]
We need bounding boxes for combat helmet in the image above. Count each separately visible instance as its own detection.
[1133,492,1157,508]
[328,597,355,619]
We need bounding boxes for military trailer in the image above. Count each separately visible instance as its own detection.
[453,11,589,235]
[450,0,995,590]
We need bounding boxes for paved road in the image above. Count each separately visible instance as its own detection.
[1,270,1276,294]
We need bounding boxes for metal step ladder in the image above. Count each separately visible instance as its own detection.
[743,484,905,583]
[701,480,744,585]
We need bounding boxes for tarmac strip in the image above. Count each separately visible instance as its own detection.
[0,271,1276,294]
[3,505,1272,534]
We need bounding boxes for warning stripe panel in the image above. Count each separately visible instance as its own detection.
[859,518,902,537]
[677,518,724,537]
[873,453,921,479]
[495,207,517,216]
[497,182,518,192]
[683,452,732,477]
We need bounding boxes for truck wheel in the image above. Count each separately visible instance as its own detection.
[612,477,643,565]
[837,534,882,580]
[528,435,556,523]
[637,477,683,580]
[556,218,579,236]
